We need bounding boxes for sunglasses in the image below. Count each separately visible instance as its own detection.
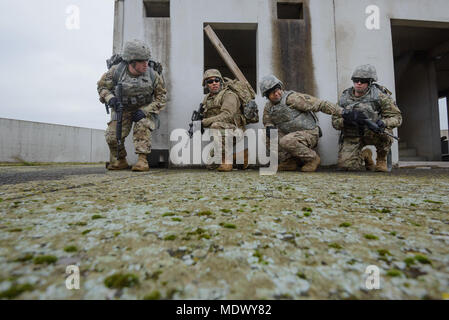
[352,78,370,84]
[206,78,221,85]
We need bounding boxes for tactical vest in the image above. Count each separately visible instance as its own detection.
[339,84,386,136]
[202,88,244,127]
[115,63,156,111]
[268,91,317,134]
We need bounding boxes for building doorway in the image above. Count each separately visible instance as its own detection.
[203,23,257,92]
[391,20,449,161]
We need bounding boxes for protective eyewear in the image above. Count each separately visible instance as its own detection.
[352,78,370,84]
[206,78,221,85]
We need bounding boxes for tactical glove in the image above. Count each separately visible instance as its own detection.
[376,120,386,131]
[132,110,146,123]
[108,97,119,111]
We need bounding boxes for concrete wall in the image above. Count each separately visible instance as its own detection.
[397,59,442,160]
[333,0,449,163]
[115,0,449,165]
[0,118,110,163]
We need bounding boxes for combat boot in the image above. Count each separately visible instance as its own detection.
[234,149,249,170]
[108,158,129,170]
[362,149,375,171]
[301,155,321,172]
[132,154,150,172]
[278,158,298,171]
[218,152,233,172]
[375,151,388,172]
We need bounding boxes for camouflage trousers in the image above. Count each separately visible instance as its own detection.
[338,130,393,171]
[105,110,155,159]
[275,128,320,163]
[206,121,244,168]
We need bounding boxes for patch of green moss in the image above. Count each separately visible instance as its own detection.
[222,196,230,200]
[198,233,211,240]
[81,229,92,235]
[114,232,120,237]
[56,207,63,211]
[145,211,151,215]
[33,255,58,265]
[8,228,22,232]
[64,246,78,253]
[386,269,403,277]
[0,283,34,299]
[296,272,307,280]
[364,234,379,240]
[414,254,432,265]
[302,207,313,212]
[92,215,104,220]
[328,243,342,250]
[73,221,87,226]
[339,222,352,228]
[14,253,34,262]
[149,270,163,280]
[378,208,391,214]
[410,203,416,207]
[164,235,177,241]
[409,221,421,227]
[220,208,232,213]
[377,249,392,257]
[304,212,311,217]
[390,231,397,236]
[143,290,161,300]
[424,200,443,205]
[162,212,175,217]
[171,217,182,222]
[198,210,213,216]
[0,198,3,203]
[104,273,139,289]
[347,259,357,265]
[404,257,415,267]
[220,223,236,229]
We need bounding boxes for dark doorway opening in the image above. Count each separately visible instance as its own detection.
[391,20,449,161]
[203,23,257,92]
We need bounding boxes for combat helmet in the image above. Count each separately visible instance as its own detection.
[202,69,224,86]
[351,64,378,82]
[122,39,151,62]
[260,75,284,97]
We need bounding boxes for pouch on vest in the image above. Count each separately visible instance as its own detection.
[223,78,259,124]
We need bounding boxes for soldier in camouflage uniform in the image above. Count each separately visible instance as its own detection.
[332,64,402,172]
[201,69,247,172]
[97,39,167,172]
[261,75,342,172]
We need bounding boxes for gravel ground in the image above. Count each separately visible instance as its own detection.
[0,165,448,300]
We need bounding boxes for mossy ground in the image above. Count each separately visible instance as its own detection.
[0,166,448,299]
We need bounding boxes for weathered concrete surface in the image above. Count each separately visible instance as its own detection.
[0,165,448,300]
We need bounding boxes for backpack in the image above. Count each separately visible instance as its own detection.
[223,77,259,124]
[106,53,163,86]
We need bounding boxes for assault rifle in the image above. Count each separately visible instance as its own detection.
[115,83,124,159]
[362,119,400,141]
[188,103,204,138]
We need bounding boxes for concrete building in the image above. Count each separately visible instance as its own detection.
[112,0,449,165]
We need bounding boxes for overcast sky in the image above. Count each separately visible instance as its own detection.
[0,0,114,130]
[0,1,447,131]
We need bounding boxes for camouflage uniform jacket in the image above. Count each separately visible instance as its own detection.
[332,85,402,131]
[263,91,341,128]
[97,64,167,116]
[201,88,244,128]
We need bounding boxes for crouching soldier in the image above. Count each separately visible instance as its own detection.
[97,39,167,171]
[332,64,402,172]
[261,75,342,172]
[201,69,248,172]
